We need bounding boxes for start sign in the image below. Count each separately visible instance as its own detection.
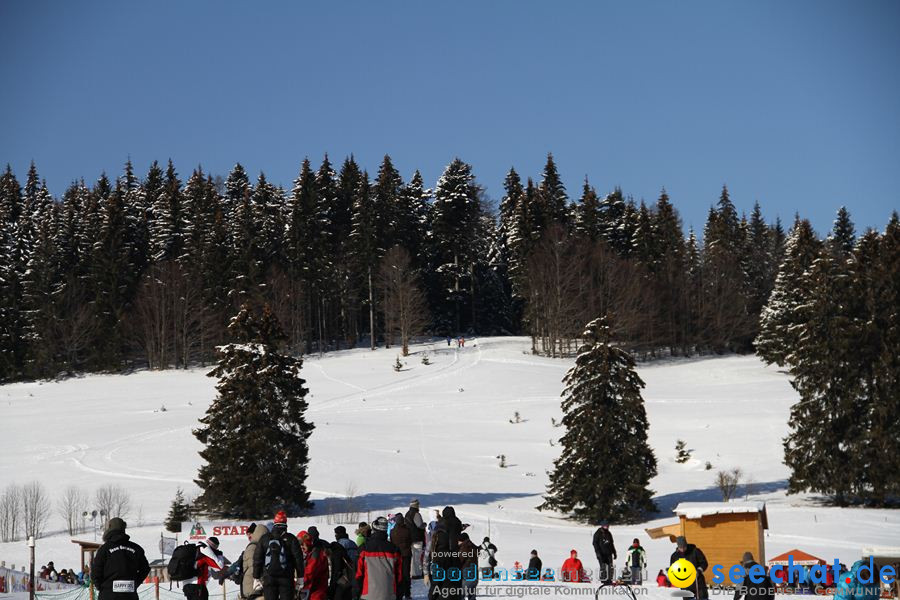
[212,524,252,537]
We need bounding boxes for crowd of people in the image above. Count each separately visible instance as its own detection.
[37,561,91,586]
[83,503,892,600]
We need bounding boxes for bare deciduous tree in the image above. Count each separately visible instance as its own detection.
[21,481,50,539]
[379,246,429,356]
[0,484,22,542]
[716,468,743,501]
[58,485,88,536]
[95,484,131,521]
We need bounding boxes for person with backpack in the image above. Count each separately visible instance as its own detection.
[592,523,616,584]
[404,500,426,579]
[627,538,646,585]
[186,538,226,600]
[477,538,497,581]
[299,531,329,600]
[356,517,401,600]
[389,514,412,600]
[333,527,359,600]
[92,518,150,600]
[254,513,298,600]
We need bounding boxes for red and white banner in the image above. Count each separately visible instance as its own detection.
[0,566,81,593]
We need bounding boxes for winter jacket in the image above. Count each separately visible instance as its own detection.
[561,552,585,583]
[355,525,371,548]
[254,525,300,581]
[592,528,616,560]
[356,530,401,600]
[194,546,226,586]
[91,531,151,600]
[337,537,359,566]
[303,543,330,600]
[628,546,646,569]
[834,561,882,600]
[404,508,426,543]
[458,540,478,581]
[442,507,463,551]
[657,572,671,587]
[670,544,709,599]
[429,525,455,570]
[527,557,542,580]
[733,561,774,600]
[477,542,497,571]
[389,516,412,557]
[241,525,268,598]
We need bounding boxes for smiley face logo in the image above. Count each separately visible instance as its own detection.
[668,558,697,588]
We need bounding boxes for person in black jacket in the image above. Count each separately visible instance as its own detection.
[254,513,300,600]
[592,523,616,584]
[527,551,542,581]
[91,518,150,600]
[733,553,773,600]
[441,507,463,558]
[670,537,709,600]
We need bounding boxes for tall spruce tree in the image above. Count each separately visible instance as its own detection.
[828,206,856,257]
[541,316,657,523]
[165,488,190,532]
[194,304,313,517]
[755,219,822,365]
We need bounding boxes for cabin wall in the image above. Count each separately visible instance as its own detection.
[679,513,765,586]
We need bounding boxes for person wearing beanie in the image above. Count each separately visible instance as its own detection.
[389,514,412,600]
[237,523,267,599]
[733,552,773,600]
[527,551,542,582]
[254,512,302,600]
[331,526,359,600]
[357,517,401,600]
[182,534,226,600]
[91,518,150,600]
[561,550,586,583]
[355,522,371,548]
[670,536,709,600]
[299,530,329,600]
[403,501,426,579]
[627,538,646,585]
[477,537,497,580]
[592,523,616,584]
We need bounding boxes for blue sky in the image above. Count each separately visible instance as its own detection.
[1,1,898,235]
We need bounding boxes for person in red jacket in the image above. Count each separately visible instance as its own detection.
[656,569,671,587]
[561,550,586,583]
[299,531,329,600]
[184,537,225,600]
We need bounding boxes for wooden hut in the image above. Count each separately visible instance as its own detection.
[646,502,768,585]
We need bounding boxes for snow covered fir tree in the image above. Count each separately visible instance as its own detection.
[541,316,657,523]
[194,303,314,517]
[165,487,190,532]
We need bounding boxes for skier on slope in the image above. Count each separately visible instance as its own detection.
[592,522,616,584]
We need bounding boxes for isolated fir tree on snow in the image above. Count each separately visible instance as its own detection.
[541,317,657,524]
[165,488,190,532]
[194,304,314,518]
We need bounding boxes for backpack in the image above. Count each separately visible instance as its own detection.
[265,538,289,577]
[168,542,199,581]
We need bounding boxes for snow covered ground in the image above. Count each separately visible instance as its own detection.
[1,337,898,598]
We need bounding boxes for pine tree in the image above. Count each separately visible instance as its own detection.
[744,201,774,319]
[572,178,601,241]
[348,171,377,348]
[598,187,628,255]
[0,166,25,380]
[538,153,569,228]
[195,304,314,517]
[755,219,822,366]
[165,488,190,532]
[828,206,856,257]
[541,316,657,523]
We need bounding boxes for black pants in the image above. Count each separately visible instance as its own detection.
[263,576,294,600]
[597,557,613,584]
[397,555,411,599]
[183,584,209,600]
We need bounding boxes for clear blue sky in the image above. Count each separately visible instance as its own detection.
[2,1,898,235]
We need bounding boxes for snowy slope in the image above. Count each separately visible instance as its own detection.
[1,337,898,595]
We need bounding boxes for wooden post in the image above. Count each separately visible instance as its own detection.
[154,576,160,600]
[222,578,226,600]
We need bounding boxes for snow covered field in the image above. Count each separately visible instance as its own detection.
[1,337,898,598]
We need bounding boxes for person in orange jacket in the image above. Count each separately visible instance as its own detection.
[298,531,329,600]
[561,550,586,583]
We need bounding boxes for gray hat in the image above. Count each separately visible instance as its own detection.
[372,516,389,531]
[676,536,687,549]
[742,552,754,566]
[410,499,420,509]
[105,517,127,534]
